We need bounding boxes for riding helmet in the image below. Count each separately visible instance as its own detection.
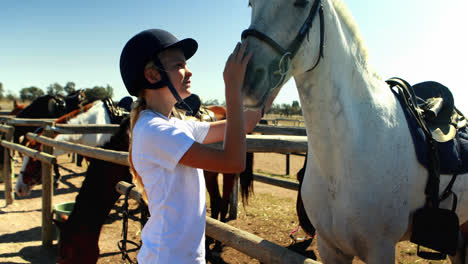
[120,29,198,96]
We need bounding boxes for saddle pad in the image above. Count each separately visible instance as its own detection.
[392,89,468,175]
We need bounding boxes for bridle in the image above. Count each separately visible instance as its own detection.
[241,0,325,87]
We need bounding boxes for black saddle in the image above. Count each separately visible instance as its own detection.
[412,81,466,142]
[102,98,128,125]
[387,78,465,260]
[174,94,216,122]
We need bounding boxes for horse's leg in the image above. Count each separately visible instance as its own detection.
[450,221,468,264]
[364,240,395,264]
[53,163,61,189]
[76,154,84,167]
[204,170,222,220]
[448,231,466,264]
[221,173,237,222]
[316,235,354,264]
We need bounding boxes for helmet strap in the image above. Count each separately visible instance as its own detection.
[145,58,193,115]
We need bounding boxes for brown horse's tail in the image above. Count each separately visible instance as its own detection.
[239,152,255,205]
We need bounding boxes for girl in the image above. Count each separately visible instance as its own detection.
[120,29,266,263]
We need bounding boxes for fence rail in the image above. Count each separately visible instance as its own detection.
[26,133,128,166]
[0,118,309,254]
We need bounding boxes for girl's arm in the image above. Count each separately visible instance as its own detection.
[202,109,262,144]
[179,42,251,173]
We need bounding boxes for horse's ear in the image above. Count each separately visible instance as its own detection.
[13,100,18,108]
[48,98,57,116]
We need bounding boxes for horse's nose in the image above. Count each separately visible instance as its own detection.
[253,67,266,87]
[246,67,266,96]
[243,67,268,109]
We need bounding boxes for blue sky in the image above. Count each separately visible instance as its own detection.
[1,0,467,111]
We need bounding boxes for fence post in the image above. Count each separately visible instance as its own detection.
[41,122,55,247]
[286,153,290,175]
[3,126,14,205]
[228,174,239,220]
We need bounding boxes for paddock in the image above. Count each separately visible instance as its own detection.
[0,117,445,263]
[0,117,321,263]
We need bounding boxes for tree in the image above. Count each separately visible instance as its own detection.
[6,90,17,101]
[84,85,113,101]
[47,83,65,97]
[0,82,4,99]
[203,99,220,106]
[64,82,76,95]
[105,84,114,98]
[20,87,44,101]
[291,100,302,115]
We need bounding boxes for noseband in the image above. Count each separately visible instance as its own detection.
[241,0,324,73]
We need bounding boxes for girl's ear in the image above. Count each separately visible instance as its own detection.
[144,67,162,84]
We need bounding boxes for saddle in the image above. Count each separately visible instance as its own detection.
[102,98,129,124]
[387,78,466,259]
[413,81,466,143]
[388,78,468,175]
[173,94,217,122]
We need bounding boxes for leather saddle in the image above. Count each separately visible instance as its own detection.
[387,78,465,259]
[102,98,129,124]
[173,94,216,122]
[412,81,466,142]
[388,78,468,175]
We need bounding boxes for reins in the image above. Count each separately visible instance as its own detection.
[117,184,142,264]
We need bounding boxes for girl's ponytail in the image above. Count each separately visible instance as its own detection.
[128,95,149,204]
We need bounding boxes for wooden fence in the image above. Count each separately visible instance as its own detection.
[0,118,312,263]
[116,181,319,264]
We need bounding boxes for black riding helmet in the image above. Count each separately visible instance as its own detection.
[120,29,198,110]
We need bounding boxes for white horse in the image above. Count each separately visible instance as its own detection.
[15,100,114,197]
[241,0,468,263]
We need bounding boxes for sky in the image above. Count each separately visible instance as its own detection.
[1,0,467,111]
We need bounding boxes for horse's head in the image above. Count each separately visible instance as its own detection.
[49,96,67,117]
[241,0,325,109]
[15,143,42,197]
[55,220,100,264]
[64,89,86,113]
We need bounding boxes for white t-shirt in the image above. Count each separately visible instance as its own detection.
[132,110,210,264]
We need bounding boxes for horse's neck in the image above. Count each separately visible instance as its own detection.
[54,101,111,153]
[294,3,404,172]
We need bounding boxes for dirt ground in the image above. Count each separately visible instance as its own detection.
[0,153,449,264]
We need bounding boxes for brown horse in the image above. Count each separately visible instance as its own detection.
[55,118,132,264]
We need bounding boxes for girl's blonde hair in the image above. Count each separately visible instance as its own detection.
[128,94,149,204]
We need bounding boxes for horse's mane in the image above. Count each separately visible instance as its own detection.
[331,0,369,65]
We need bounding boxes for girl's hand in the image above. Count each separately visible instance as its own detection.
[223,42,252,96]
